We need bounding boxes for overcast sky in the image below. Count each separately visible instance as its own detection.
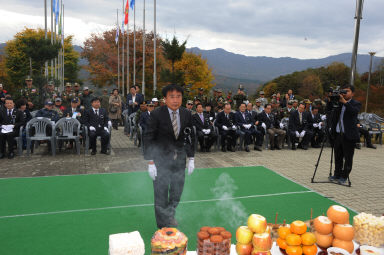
[0,0,383,59]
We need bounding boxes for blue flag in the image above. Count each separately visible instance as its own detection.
[55,0,60,24]
[53,0,56,15]
[115,26,120,44]
[130,0,135,10]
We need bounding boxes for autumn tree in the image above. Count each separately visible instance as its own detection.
[299,74,323,99]
[174,52,215,94]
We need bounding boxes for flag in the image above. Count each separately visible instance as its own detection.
[124,0,129,25]
[115,25,120,44]
[55,0,60,24]
[130,0,135,10]
[53,0,56,16]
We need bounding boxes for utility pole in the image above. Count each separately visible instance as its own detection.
[44,0,48,78]
[350,0,364,86]
[365,52,376,112]
[142,0,146,97]
[153,0,157,93]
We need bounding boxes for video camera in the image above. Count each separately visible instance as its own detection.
[328,86,347,108]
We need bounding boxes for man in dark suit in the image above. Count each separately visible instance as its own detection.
[258,104,286,150]
[235,103,258,152]
[63,98,84,124]
[328,85,361,185]
[83,97,110,155]
[127,86,144,115]
[247,102,263,151]
[192,103,217,152]
[0,98,24,159]
[143,84,195,229]
[308,106,324,148]
[288,103,313,150]
[215,103,237,152]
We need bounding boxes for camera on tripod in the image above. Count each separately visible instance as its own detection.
[328,86,347,108]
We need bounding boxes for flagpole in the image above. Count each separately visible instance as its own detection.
[133,3,136,86]
[153,0,157,93]
[142,0,146,97]
[126,2,130,96]
[122,0,125,94]
[62,2,65,91]
[45,0,48,78]
[51,0,54,79]
[117,9,120,90]
[54,6,57,81]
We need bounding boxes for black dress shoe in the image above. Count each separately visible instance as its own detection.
[221,147,227,152]
[302,145,308,150]
[229,147,236,152]
[291,146,296,150]
[8,153,15,159]
[275,146,281,150]
[254,146,262,151]
[0,153,5,159]
[91,150,96,155]
[245,146,250,152]
[367,144,377,149]
[312,144,321,148]
[270,146,275,150]
[206,147,211,152]
[355,143,361,149]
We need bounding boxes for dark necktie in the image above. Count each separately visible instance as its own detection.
[8,110,12,118]
[95,110,99,116]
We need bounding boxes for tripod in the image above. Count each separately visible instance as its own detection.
[311,108,352,187]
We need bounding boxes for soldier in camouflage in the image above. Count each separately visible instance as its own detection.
[282,100,295,118]
[43,81,58,102]
[257,91,268,108]
[20,76,40,110]
[61,82,74,108]
[233,84,247,110]
[196,88,208,105]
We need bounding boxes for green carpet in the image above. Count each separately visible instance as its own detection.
[0,166,356,255]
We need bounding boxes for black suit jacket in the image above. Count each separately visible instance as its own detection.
[139,111,151,131]
[234,111,253,128]
[333,99,361,142]
[288,110,312,132]
[215,111,236,130]
[83,108,109,130]
[0,108,24,133]
[143,106,195,161]
[192,112,214,132]
[126,93,144,115]
[63,107,84,124]
[258,111,280,129]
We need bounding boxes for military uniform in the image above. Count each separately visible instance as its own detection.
[226,91,233,107]
[233,85,247,110]
[21,86,40,109]
[196,88,208,105]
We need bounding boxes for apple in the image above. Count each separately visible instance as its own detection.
[236,226,253,244]
[252,232,272,251]
[236,242,253,255]
[247,214,267,234]
[251,250,271,255]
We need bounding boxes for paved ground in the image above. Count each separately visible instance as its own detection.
[1,128,383,216]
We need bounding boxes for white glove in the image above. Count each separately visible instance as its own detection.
[108,121,112,129]
[104,127,109,133]
[205,129,211,134]
[279,123,284,129]
[232,125,236,130]
[243,124,247,128]
[188,158,195,175]
[261,123,266,130]
[318,122,322,129]
[300,130,306,138]
[313,123,318,128]
[209,117,213,121]
[295,131,300,137]
[148,163,157,180]
[89,126,96,131]
[321,115,327,121]
[222,125,228,131]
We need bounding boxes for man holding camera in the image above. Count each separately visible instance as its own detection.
[144,84,195,229]
[329,85,361,185]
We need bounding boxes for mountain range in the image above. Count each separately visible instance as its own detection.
[1,43,382,93]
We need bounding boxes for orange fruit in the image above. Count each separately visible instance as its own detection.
[277,238,288,250]
[286,234,302,246]
[278,226,291,240]
[290,220,307,235]
[303,244,318,255]
[301,232,316,246]
[286,245,303,255]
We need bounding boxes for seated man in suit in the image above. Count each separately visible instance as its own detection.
[308,106,324,148]
[192,103,217,152]
[235,103,258,152]
[0,98,24,159]
[247,102,263,151]
[215,103,237,152]
[139,101,154,134]
[83,97,110,155]
[63,98,84,124]
[288,103,313,150]
[36,100,60,122]
[355,121,376,149]
[204,103,215,122]
[258,104,286,150]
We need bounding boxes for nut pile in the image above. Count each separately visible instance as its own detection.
[353,213,384,247]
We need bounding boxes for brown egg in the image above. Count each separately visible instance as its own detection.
[333,224,354,241]
[314,216,333,235]
[327,205,349,224]
[332,239,354,254]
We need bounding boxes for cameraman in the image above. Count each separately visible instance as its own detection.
[328,84,361,185]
